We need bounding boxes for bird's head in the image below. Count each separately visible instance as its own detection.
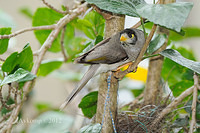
[119,28,145,61]
[120,29,137,46]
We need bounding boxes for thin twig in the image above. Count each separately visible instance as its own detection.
[42,0,69,14]
[0,58,5,61]
[115,24,157,79]
[6,85,12,101]
[60,25,68,62]
[152,86,194,126]
[189,73,199,133]
[0,25,56,39]
[0,3,88,132]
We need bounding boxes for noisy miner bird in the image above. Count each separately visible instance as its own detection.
[60,28,145,110]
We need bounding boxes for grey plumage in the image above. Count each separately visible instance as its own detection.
[60,28,145,110]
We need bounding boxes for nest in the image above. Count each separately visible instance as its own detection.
[116,104,168,133]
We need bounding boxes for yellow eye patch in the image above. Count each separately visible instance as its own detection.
[131,34,134,38]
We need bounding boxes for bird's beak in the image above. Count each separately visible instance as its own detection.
[120,35,127,42]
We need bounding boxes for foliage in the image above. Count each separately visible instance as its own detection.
[37,59,63,76]
[86,0,193,32]
[78,123,101,133]
[2,44,33,73]
[0,68,36,86]
[0,0,200,132]
[78,91,98,118]
[28,111,74,133]
[32,8,64,52]
[0,27,11,54]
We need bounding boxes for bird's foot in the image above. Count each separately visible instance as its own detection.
[116,62,133,71]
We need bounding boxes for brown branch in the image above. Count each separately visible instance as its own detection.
[152,86,194,126]
[0,3,88,132]
[189,73,199,133]
[60,25,68,62]
[114,24,157,79]
[0,25,56,39]
[42,0,69,14]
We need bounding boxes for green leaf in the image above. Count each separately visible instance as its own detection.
[19,7,33,18]
[0,27,11,54]
[28,111,74,133]
[32,8,64,52]
[2,44,33,73]
[1,98,14,115]
[78,123,101,133]
[184,96,200,115]
[160,49,200,74]
[0,68,35,86]
[2,52,18,72]
[35,103,52,112]
[136,2,193,32]
[161,46,195,89]
[131,89,143,97]
[78,11,105,39]
[86,1,192,32]
[169,27,200,41]
[0,10,15,28]
[171,116,189,128]
[170,80,193,97]
[86,0,145,17]
[37,59,63,77]
[17,73,36,83]
[65,37,87,62]
[95,35,103,45]
[78,91,98,118]
[52,71,82,81]
[147,34,166,54]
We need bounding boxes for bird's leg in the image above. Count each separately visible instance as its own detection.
[113,62,136,80]
[116,62,133,71]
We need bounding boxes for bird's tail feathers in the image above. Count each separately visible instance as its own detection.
[60,64,100,110]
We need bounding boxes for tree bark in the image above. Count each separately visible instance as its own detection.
[95,14,125,133]
[144,0,175,105]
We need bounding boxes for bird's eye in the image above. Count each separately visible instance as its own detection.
[131,34,134,38]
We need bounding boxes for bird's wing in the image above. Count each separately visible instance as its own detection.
[60,64,100,110]
[75,34,128,64]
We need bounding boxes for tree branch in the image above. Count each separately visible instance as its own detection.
[42,0,69,14]
[60,26,68,62]
[0,25,56,39]
[0,3,88,132]
[152,86,194,126]
[189,73,199,133]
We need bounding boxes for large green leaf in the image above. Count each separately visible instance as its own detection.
[78,91,98,118]
[37,59,63,77]
[77,10,105,39]
[19,7,33,18]
[0,10,15,27]
[136,2,193,32]
[147,34,166,54]
[161,49,200,74]
[161,46,195,88]
[169,27,200,41]
[78,123,101,133]
[0,27,11,54]
[0,68,36,86]
[2,44,33,73]
[28,111,74,133]
[65,37,87,62]
[32,8,63,52]
[86,0,145,17]
[87,0,193,32]
[170,80,193,97]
